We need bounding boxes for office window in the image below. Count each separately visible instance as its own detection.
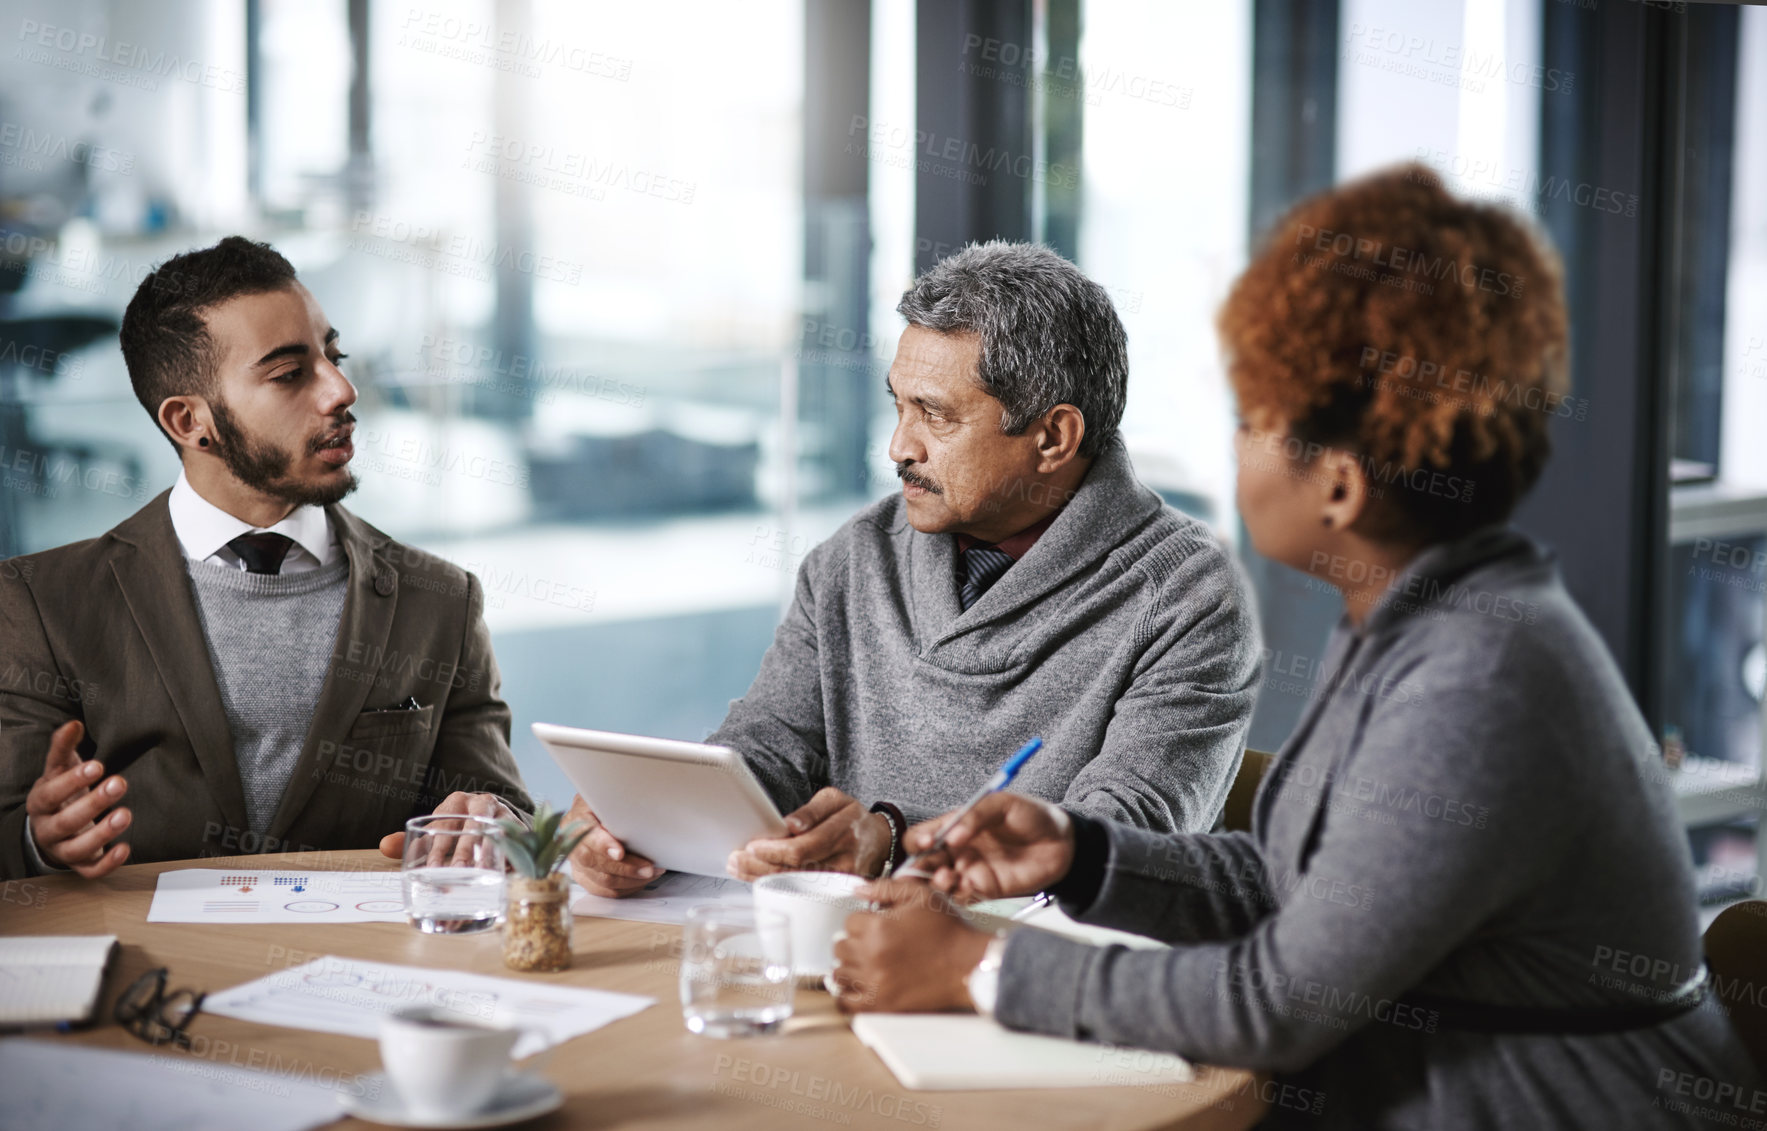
[1664,5,1767,906]
[1077,0,1254,530]
[339,0,813,806]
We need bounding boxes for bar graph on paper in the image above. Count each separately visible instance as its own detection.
[145,869,410,924]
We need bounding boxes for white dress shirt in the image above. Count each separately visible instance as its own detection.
[168,471,339,572]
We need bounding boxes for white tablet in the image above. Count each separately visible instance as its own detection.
[531,723,787,878]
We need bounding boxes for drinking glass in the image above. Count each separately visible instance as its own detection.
[402,814,506,934]
[679,906,794,1037]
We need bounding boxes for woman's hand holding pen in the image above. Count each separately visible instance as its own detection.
[903,792,1076,903]
[832,794,1077,1014]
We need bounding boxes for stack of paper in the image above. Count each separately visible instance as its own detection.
[0,935,117,1027]
[852,1014,1193,1091]
[570,871,752,925]
[0,1038,341,1131]
[205,955,653,1057]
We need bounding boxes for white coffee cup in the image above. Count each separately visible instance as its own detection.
[379,1005,520,1120]
[752,871,870,977]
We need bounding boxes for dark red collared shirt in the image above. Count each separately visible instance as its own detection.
[955,510,1061,562]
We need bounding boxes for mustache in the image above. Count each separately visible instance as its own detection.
[895,462,941,494]
[309,411,356,453]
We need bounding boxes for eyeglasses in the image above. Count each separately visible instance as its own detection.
[114,967,205,1048]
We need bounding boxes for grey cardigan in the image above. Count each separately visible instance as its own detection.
[997,526,1760,1129]
[709,440,1261,833]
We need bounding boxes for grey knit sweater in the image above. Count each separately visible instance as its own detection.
[995,526,1761,1129]
[709,440,1262,833]
[186,557,349,834]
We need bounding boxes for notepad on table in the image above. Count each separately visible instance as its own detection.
[851,1013,1193,1091]
[0,935,118,1027]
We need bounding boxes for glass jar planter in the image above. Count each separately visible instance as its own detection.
[503,874,572,972]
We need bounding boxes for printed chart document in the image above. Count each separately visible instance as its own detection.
[852,1014,1194,1091]
[0,935,117,1026]
[571,871,751,926]
[0,1038,340,1131]
[148,869,409,924]
[206,955,653,1057]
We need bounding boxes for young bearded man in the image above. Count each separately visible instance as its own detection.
[569,241,1262,896]
[0,236,532,880]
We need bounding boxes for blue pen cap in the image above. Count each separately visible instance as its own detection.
[1001,736,1044,780]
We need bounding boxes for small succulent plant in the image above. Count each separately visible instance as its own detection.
[496,803,590,880]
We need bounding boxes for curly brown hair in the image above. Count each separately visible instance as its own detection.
[1218,163,1570,542]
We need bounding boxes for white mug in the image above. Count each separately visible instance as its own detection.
[752,871,871,978]
[379,1005,520,1120]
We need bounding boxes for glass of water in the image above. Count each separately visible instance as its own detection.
[402,814,506,934]
[680,906,794,1037]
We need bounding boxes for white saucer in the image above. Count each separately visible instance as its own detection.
[341,1071,563,1128]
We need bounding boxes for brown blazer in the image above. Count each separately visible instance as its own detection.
[0,491,533,878]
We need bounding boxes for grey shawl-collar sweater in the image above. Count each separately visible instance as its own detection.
[709,440,1262,833]
[996,526,1760,1129]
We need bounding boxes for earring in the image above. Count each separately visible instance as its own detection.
[198,436,209,448]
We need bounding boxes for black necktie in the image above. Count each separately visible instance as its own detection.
[227,532,295,575]
[959,546,1015,611]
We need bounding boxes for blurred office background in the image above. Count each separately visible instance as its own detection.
[0,0,1761,908]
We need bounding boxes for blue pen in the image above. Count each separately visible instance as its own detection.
[892,737,1044,879]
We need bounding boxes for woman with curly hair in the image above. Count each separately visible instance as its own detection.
[828,165,1760,1128]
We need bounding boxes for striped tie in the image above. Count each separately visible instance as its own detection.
[959,546,1015,611]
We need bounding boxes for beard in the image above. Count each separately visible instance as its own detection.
[209,399,358,508]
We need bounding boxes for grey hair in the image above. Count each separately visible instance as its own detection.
[895,241,1128,459]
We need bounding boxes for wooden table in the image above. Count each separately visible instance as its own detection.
[0,850,1267,1130]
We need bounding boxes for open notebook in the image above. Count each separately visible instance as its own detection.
[852,1014,1193,1091]
[0,936,118,1027]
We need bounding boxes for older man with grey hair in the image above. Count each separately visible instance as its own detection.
[567,241,1262,896]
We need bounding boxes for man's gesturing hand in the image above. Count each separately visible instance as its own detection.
[727,787,892,882]
[26,721,132,877]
